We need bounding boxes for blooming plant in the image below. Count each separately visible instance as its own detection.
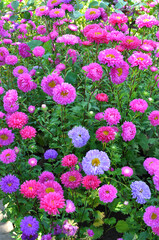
[0,0,159,239]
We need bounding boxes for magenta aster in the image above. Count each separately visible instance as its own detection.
[128,52,152,70]
[98,48,123,67]
[143,206,159,227]
[135,14,159,28]
[0,128,15,146]
[130,99,148,113]
[0,148,16,164]
[85,8,101,21]
[49,8,65,18]
[120,36,142,50]
[7,112,28,129]
[109,13,128,27]
[41,73,64,96]
[60,170,82,189]
[121,121,136,142]
[99,184,117,203]
[104,107,121,125]
[82,63,103,81]
[110,61,129,84]
[96,126,116,143]
[13,66,28,77]
[148,111,159,126]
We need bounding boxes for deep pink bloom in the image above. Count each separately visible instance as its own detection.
[143,157,159,176]
[128,52,152,70]
[13,66,28,77]
[33,46,45,57]
[95,93,108,102]
[66,199,76,213]
[85,8,101,21]
[37,180,63,199]
[0,148,16,164]
[20,126,36,139]
[56,34,80,45]
[110,61,129,85]
[98,48,123,67]
[38,171,55,183]
[136,14,159,28]
[104,108,121,125]
[35,6,49,16]
[62,154,78,167]
[86,28,109,44]
[28,158,37,167]
[82,63,103,81]
[95,112,104,121]
[61,4,74,12]
[107,30,124,43]
[37,25,46,34]
[148,111,159,126]
[152,226,159,236]
[67,49,79,64]
[28,105,35,113]
[96,126,116,143]
[120,36,142,50]
[121,166,133,177]
[99,184,117,203]
[7,112,28,129]
[83,24,101,37]
[82,175,101,190]
[60,170,82,189]
[17,73,33,92]
[20,180,40,198]
[121,121,136,141]
[130,99,148,113]
[47,0,61,8]
[109,13,128,27]
[49,8,65,18]
[0,87,4,95]
[41,73,64,96]
[143,206,159,227]
[40,192,65,215]
[68,24,78,31]
[153,171,159,191]
[5,55,18,65]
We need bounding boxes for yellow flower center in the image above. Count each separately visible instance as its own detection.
[117,68,123,76]
[6,153,11,157]
[137,57,144,61]
[61,91,68,97]
[154,116,158,120]
[116,17,121,19]
[95,32,102,35]
[139,189,143,193]
[106,54,115,58]
[52,200,54,205]
[149,161,153,165]
[28,187,33,191]
[126,39,134,43]
[92,158,100,167]
[89,11,96,15]
[54,11,60,14]
[45,187,55,193]
[28,223,32,227]
[69,176,76,182]
[151,213,157,220]
[48,81,56,88]
[18,69,24,74]
[8,183,12,187]
[40,8,45,11]
[0,134,8,140]
[51,0,57,3]
[106,190,109,194]
[0,52,3,56]
[143,19,150,22]
[103,131,109,136]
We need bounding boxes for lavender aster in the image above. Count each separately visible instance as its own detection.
[68,126,90,148]
[82,149,110,175]
[41,234,52,240]
[130,181,151,204]
[0,174,20,193]
[62,220,78,236]
[20,216,39,236]
[44,149,58,160]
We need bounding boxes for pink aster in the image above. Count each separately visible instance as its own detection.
[109,13,128,27]
[67,49,79,64]
[13,66,28,77]
[85,8,101,21]
[38,171,55,183]
[0,87,4,95]
[28,105,35,113]
[0,148,16,164]
[107,30,125,43]
[152,226,159,236]
[153,171,159,191]
[40,192,65,215]
[96,126,116,143]
[99,184,117,203]
[110,61,129,85]
[148,111,159,126]
[0,128,15,146]
[68,24,78,31]
[95,93,108,102]
[61,4,74,12]
[20,126,36,140]
[0,47,9,65]
[121,166,133,177]
[82,63,103,81]
[98,48,123,67]
[37,25,46,34]
[35,6,49,17]
[3,102,19,113]
[62,154,78,167]
[33,46,45,57]
[41,73,64,96]
[52,82,76,105]
[135,14,159,28]
[66,199,76,213]
[95,112,104,121]
[104,108,121,125]
[143,206,159,227]
[86,27,109,44]
[83,24,101,37]
[49,8,65,18]
[130,99,148,113]
[143,157,159,176]
[82,175,101,190]
[128,52,152,70]
[121,121,136,142]
[3,89,18,103]
[7,112,28,129]
[120,36,142,50]
[60,170,82,189]
[47,0,61,8]
[5,55,18,65]
[20,180,40,198]
[156,31,159,41]
[28,158,37,167]
[0,112,5,119]
[17,73,33,92]
[37,180,64,199]
[56,34,80,45]
[98,7,108,22]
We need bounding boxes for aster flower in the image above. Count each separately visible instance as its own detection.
[66,200,76,213]
[47,0,61,8]
[109,13,128,27]
[86,27,109,44]
[152,226,159,237]
[67,49,79,64]
[35,6,49,16]
[68,126,90,148]
[0,148,16,164]
[85,8,101,21]
[83,24,101,37]
[33,46,45,57]
[68,24,78,31]
[110,61,129,85]
[121,166,133,177]
[82,175,101,190]
[98,48,123,67]
[130,181,151,204]
[128,52,152,70]
[60,170,82,189]
[148,111,159,126]
[130,99,148,113]
[49,8,65,18]
[107,30,124,43]
[5,55,18,65]
[120,36,142,50]
[56,34,80,45]
[17,73,34,92]
[20,216,39,236]
[0,174,19,193]
[82,63,103,81]
[41,234,52,240]
[99,184,117,203]
[44,149,58,160]
[143,157,159,176]
[135,14,159,28]
[98,7,108,22]
[153,171,159,191]
[19,43,31,58]
[87,229,94,237]
[20,126,36,140]
[28,105,35,113]
[38,171,55,183]
[61,3,74,12]
[104,108,121,125]
[95,112,104,121]
[37,180,63,199]
[41,73,64,96]
[21,233,38,240]
[62,220,78,236]
[28,158,37,167]
[0,47,9,63]
[53,82,76,105]
[96,126,116,143]
[82,149,110,175]
[95,93,108,102]
[121,121,136,142]
[7,112,28,129]
[0,128,15,146]
[37,25,46,34]
[20,180,40,198]
[13,66,28,77]
[62,154,78,167]
[40,192,65,215]
[143,206,159,227]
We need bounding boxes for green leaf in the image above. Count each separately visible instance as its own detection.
[116,220,129,233]
[10,15,18,21]
[43,39,52,53]
[73,11,83,19]
[65,71,77,84]
[139,231,149,240]
[27,40,42,50]
[11,1,19,10]
[100,1,109,8]
[104,217,116,225]
[23,11,31,19]
[89,1,99,8]
[123,233,135,240]
[0,2,4,10]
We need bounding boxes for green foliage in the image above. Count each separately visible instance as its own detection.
[116,220,129,233]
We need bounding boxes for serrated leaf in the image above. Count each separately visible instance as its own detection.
[23,11,31,19]
[94,211,105,220]
[11,1,19,10]
[90,226,104,240]
[116,220,129,233]
[100,1,109,8]
[89,1,99,8]
[27,40,42,50]
[93,219,104,227]
[10,15,18,21]
[139,231,149,240]
[104,217,116,225]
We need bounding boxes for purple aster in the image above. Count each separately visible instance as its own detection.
[0,174,20,193]
[130,181,151,204]
[68,126,90,148]
[87,229,94,237]
[20,216,39,236]
[19,43,31,58]
[82,149,110,175]
[0,128,15,146]
[21,233,38,240]
[66,200,76,213]
[54,224,62,235]
[44,149,58,160]
[62,220,78,236]
[41,234,52,240]
[62,0,72,3]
